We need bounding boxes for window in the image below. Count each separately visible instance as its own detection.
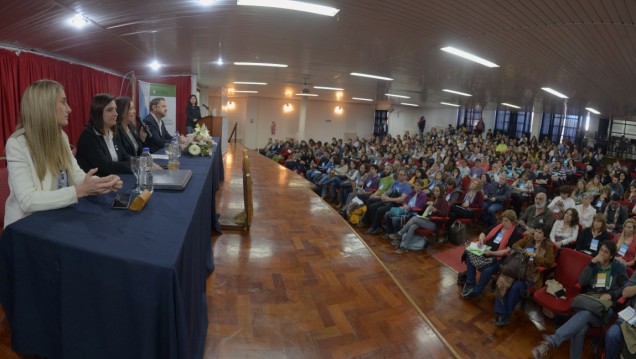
[610,119,636,140]
[494,105,532,138]
[539,112,583,143]
[456,108,482,131]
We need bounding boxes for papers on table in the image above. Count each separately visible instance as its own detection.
[466,242,490,256]
[151,154,169,160]
[619,307,636,326]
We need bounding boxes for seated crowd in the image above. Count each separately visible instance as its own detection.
[261,126,636,359]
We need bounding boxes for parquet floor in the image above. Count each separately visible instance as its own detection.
[0,144,595,359]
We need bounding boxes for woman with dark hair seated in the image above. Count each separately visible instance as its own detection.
[75,93,131,176]
[493,223,554,327]
[532,240,628,359]
[575,213,611,256]
[461,210,521,300]
[115,96,145,157]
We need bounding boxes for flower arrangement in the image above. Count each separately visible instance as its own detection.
[180,124,216,156]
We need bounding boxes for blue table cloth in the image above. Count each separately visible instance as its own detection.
[0,139,223,359]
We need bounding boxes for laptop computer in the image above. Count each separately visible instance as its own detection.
[151,169,193,190]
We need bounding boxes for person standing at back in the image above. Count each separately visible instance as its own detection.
[142,97,172,153]
[185,94,201,134]
[4,79,122,228]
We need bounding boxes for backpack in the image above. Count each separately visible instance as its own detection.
[402,234,428,250]
[348,205,367,225]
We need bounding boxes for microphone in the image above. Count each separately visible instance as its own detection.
[136,116,153,138]
[201,104,210,110]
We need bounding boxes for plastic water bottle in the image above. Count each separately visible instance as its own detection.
[174,131,181,158]
[140,147,154,193]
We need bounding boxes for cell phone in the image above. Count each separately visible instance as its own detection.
[112,192,132,209]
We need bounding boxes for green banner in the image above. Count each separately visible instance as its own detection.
[150,84,176,97]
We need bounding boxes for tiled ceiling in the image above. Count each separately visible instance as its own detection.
[1,0,636,116]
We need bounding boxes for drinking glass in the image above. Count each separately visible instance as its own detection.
[130,156,141,193]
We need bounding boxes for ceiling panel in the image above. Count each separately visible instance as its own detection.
[0,0,634,116]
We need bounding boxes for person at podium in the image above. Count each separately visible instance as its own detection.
[185,94,201,134]
[142,97,172,153]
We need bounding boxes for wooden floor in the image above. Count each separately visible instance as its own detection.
[0,144,594,359]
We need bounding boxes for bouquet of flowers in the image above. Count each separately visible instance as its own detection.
[180,124,216,156]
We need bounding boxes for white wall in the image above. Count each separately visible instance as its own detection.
[215,96,377,149]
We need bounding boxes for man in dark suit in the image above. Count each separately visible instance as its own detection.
[142,97,173,153]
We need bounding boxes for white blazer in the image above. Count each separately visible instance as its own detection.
[4,129,86,228]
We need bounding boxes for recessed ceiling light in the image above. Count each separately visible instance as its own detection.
[352,97,373,102]
[401,103,419,107]
[148,60,162,70]
[215,57,224,66]
[234,62,288,68]
[233,81,268,85]
[350,72,394,81]
[440,102,460,107]
[440,46,499,68]
[69,14,88,28]
[541,87,568,99]
[501,102,521,109]
[386,93,410,99]
[313,86,344,91]
[295,93,318,97]
[442,89,472,97]
[233,90,258,93]
[237,0,340,17]
[585,107,601,115]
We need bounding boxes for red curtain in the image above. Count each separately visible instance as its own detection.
[0,49,192,165]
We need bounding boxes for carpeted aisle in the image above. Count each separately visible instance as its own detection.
[432,245,466,273]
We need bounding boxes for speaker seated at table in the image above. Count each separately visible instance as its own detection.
[142,97,173,153]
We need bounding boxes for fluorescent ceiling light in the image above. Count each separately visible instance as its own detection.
[237,0,340,17]
[234,62,288,68]
[70,14,88,28]
[233,81,267,85]
[233,90,258,93]
[350,72,394,81]
[352,97,373,102]
[585,107,601,115]
[295,93,318,97]
[501,102,521,109]
[385,93,410,99]
[401,103,419,107]
[541,87,568,99]
[440,46,499,68]
[442,89,472,97]
[148,60,162,70]
[440,102,460,107]
[313,86,344,91]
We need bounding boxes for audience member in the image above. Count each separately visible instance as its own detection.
[549,208,580,248]
[575,192,596,229]
[575,213,610,256]
[601,194,629,233]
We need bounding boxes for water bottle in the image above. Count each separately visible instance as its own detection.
[140,147,154,193]
[174,131,181,158]
[168,138,180,170]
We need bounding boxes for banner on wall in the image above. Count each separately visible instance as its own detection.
[138,81,177,136]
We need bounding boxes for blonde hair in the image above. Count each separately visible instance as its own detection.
[617,218,636,248]
[16,80,73,181]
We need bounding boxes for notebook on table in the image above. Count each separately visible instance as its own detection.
[151,169,193,190]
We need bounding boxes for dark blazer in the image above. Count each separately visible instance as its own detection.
[575,228,611,256]
[186,105,201,129]
[76,124,131,176]
[116,123,143,157]
[142,114,172,153]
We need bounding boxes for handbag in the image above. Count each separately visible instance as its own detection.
[388,207,408,217]
[449,222,467,245]
[465,250,495,270]
[500,248,529,280]
[571,293,613,322]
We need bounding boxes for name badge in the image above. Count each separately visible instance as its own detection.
[494,232,503,244]
[595,272,607,288]
[379,183,385,190]
[366,180,372,187]
[446,193,451,201]
[590,238,599,251]
[619,243,629,257]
